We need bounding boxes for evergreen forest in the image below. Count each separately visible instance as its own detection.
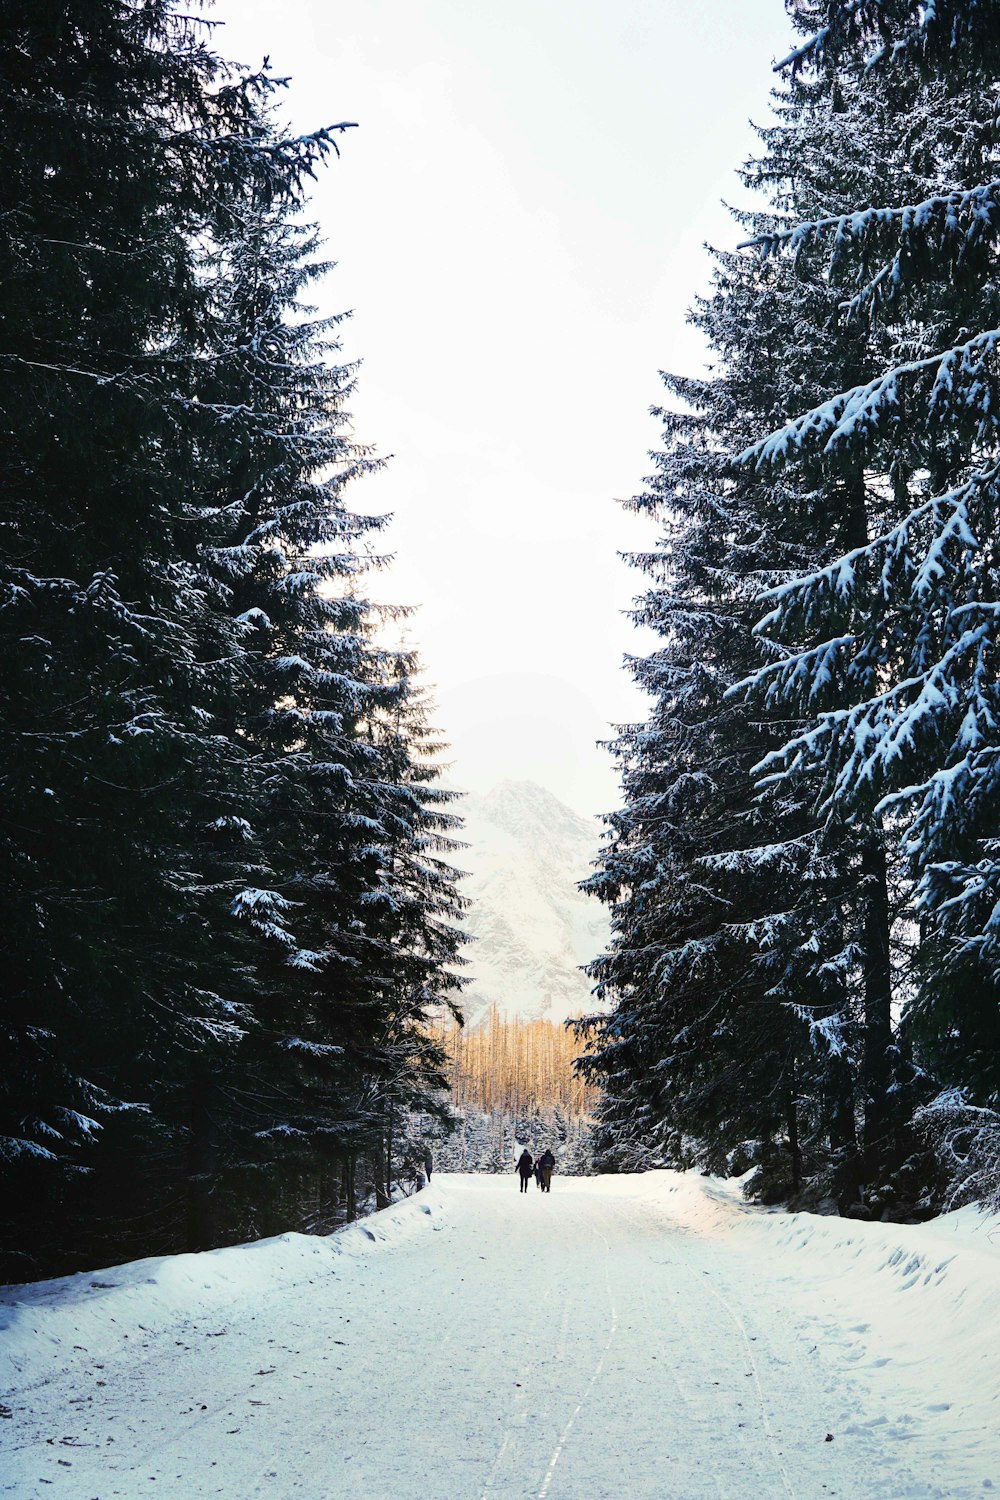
[5,6,1000,1494]
[581,0,1000,1221]
[7,0,1000,1290]
[0,0,466,1281]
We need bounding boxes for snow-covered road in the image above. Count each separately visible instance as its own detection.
[4,1172,999,1498]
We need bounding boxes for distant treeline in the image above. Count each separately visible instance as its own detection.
[433,1008,599,1119]
[437,1106,595,1177]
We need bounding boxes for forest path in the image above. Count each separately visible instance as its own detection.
[3,1173,977,1499]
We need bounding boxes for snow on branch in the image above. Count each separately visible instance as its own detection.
[739,182,1000,320]
[747,464,996,635]
[740,183,999,257]
[732,636,856,711]
[916,1088,1000,1212]
[740,328,1000,469]
[747,624,991,804]
[789,1007,851,1058]
[773,0,992,78]
[281,1038,345,1057]
[774,24,835,74]
[230,886,298,947]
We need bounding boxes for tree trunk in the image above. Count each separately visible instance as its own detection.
[828,1050,861,1210]
[787,1067,801,1196]
[842,473,895,1200]
[373,1137,390,1210]
[318,1161,338,1233]
[861,829,893,1190]
[342,1155,357,1223]
[186,1062,217,1253]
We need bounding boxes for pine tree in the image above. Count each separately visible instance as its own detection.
[152,150,468,1243]
[355,668,467,1200]
[172,188,393,1243]
[581,62,935,1208]
[0,0,317,1272]
[0,0,466,1274]
[738,2,1000,1147]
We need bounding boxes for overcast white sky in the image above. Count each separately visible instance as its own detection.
[213,0,794,818]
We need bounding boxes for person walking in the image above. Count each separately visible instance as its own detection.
[534,1159,543,1191]
[538,1147,555,1192]
[424,1147,433,1183]
[516,1148,534,1193]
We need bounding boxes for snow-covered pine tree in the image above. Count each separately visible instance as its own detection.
[737,2,1000,1177]
[579,270,844,1194]
[168,169,468,1238]
[349,667,467,1207]
[0,0,464,1272]
[582,64,927,1208]
[0,0,334,1274]
[229,642,467,1231]
[164,189,383,1245]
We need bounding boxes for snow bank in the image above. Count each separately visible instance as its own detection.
[0,1183,447,1392]
[597,1169,1000,1476]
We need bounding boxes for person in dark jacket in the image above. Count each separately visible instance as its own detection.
[516,1149,533,1192]
[533,1159,543,1190]
[538,1148,556,1192]
[424,1148,433,1182]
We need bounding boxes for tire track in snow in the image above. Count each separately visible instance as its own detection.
[536,1216,619,1500]
[476,1277,558,1500]
[631,1243,731,1500]
[477,1189,581,1500]
[691,1271,796,1499]
[631,1198,796,1500]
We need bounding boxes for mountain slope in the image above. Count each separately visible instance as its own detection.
[457,780,609,1026]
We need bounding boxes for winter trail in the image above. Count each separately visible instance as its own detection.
[4,1172,995,1499]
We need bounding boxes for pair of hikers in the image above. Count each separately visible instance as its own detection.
[516,1147,555,1193]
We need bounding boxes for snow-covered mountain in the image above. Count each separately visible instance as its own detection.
[456,780,610,1026]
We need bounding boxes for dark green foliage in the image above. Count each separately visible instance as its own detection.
[0,1,464,1279]
[586,0,1000,1217]
[747,2,1000,1187]
[581,65,936,1216]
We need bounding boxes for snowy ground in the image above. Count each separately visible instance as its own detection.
[3,1172,1000,1499]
